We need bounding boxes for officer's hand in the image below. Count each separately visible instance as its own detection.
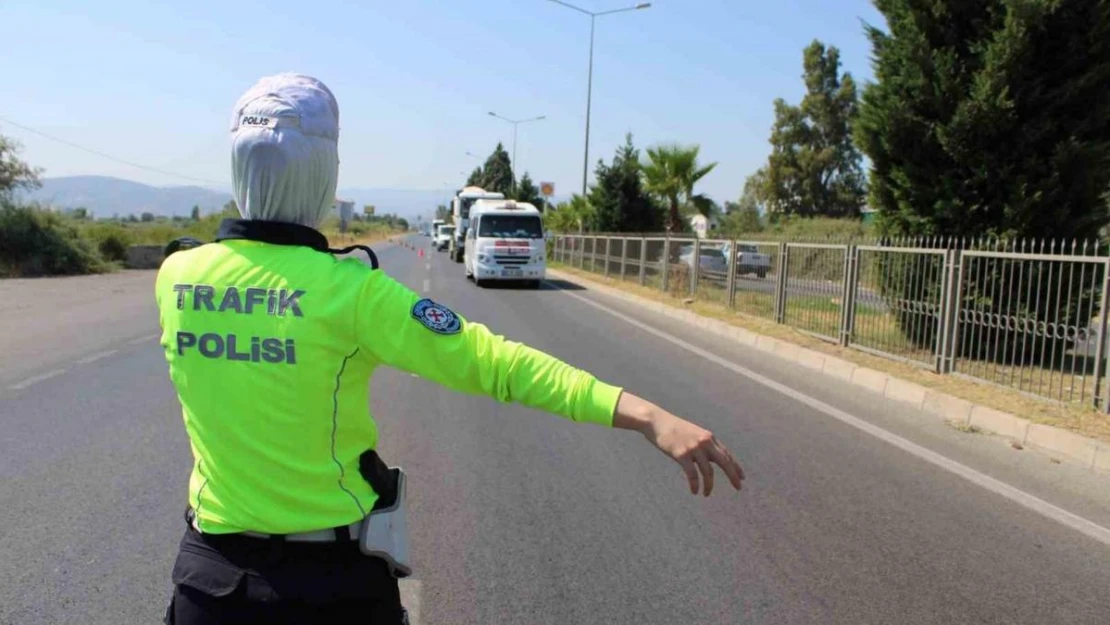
[613,393,744,496]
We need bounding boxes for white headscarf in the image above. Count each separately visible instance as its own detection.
[229,74,340,228]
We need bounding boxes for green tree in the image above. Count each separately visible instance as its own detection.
[856,0,1110,364]
[140,212,155,223]
[478,143,513,195]
[641,143,717,234]
[435,204,450,221]
[762,40,864,218]
[0,135,43,200]
[514,172,543,209]
[190,205,201,221]
[466,167,483,187]
[857,0,1110,242]
[589,134,662,233]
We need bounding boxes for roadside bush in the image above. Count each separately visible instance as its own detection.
[97,232,129,263]
[0,202,109,277]
[78,223,134,263]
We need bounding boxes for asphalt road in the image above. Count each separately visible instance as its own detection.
[2,235,1110,624]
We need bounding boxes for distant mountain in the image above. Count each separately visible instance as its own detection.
[19,176,233,218]
[18,176,458,221]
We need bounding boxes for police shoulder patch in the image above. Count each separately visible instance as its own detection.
[411,298,462,335]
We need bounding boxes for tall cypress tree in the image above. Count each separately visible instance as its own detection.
[856,0,1110,241]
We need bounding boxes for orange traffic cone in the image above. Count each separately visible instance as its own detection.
[418,248,425,258]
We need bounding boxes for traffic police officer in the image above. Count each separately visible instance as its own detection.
[158,74,744,624]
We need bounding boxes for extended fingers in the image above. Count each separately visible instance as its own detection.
[693,451,714,496]
[680,458,699,495]
[709,441,744,491]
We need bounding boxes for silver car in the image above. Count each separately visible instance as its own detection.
[678,245,728,275]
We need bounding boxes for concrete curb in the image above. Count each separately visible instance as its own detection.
[548,268,1110,475]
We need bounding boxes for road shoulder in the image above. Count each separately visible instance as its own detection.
[548,267,1110,478]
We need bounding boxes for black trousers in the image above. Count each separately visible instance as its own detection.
[164,521,406,625]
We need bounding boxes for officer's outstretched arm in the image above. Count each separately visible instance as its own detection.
[356,271,744,496]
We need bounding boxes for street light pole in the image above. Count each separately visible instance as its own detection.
[547,1,651,196]
[583,15,595,199]
[488,112,545,196]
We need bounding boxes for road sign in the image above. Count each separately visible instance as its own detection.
[540,182,555,197]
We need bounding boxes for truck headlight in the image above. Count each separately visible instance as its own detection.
[533,254,544,263]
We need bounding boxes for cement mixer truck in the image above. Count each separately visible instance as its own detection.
[448,186,505,263]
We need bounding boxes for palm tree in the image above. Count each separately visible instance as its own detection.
[641,144,717,234]
[546,194,595,233]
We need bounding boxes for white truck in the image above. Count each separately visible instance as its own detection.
[448,186,504,263]
[433,224,455,251]
[430,219,444,242]
[464,199,546,288]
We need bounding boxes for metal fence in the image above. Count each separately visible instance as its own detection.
[552,234,1110,411]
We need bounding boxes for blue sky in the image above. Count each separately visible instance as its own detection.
[1,0,884,204]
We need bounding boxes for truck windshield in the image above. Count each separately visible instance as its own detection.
[478,215,543,239]
[438,227,454,236]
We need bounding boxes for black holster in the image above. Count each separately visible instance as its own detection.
[358,449,400,510]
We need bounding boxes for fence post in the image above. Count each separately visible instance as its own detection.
[690,238,701,298]
[1093,259,1110,411]
[661,238,671,293]
[936,248,963,375]
[726,239,738,309]
[774,242,790,324]
[620,238,629,281]
[838,245,859,347]
[603,237,611,278]
[639,237,648,286]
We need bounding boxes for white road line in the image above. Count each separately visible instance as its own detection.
[10,369,66,390]
[76,349,119,365]
[127,333,159,345]
[425,263,431,271]
[399,579,422,624]
[422,279,430,293]
[553,284,1110,548]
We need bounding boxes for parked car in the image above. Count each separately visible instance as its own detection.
[677,244,729,275]
[723,242,771,278]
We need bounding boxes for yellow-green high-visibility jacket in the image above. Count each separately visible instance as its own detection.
[155,220,622,535]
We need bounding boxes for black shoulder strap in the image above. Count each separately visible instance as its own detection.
[164,237,206,257]
[201,219,381,269]
[327,244,380,270]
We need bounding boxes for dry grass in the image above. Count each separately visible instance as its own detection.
[324,230,397,248]
[550,263,1110,444]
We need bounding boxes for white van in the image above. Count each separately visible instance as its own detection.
[464,199,545,287]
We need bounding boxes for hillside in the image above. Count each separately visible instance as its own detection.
[19,176,232,218]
